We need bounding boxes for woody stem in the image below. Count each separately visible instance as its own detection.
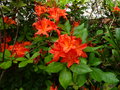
[0,2,6,62]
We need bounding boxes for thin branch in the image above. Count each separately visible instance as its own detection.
[0,3,6,62]
[0,70,5,84]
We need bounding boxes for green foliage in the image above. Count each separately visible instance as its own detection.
[84,46,103,52]
[88,53,101,66]
[59,68,72,89]
[45,62,65,73]
[70,63,92,74]
[76,74,87,87]
[90,68,119,83]
[64,20,71,35]
[30,52,40,60]
[73,23,88,43]
[0,61,12,69]
[0,0,120,89]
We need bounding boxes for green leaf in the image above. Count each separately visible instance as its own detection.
[103,83,116,90]
[81,29,88,43]
[17,35,25,42]
[74,23,85,32]
[80,58,87,64]
[38,65,46,70]
[112,49,120,58]
[16,57,27,61]
[17,1,27,7]
[45,62,64,73]
[58,0,70,7]
[90,68,103,82]
[84,46,103,52]
[1,5,11,11]
[115,28,120,41]
[104,36,117,48]
[59,68,72,89]
[18,61,28,68]
[0,61,12,69]
[73,23,88,43]
[30,52,40,60]
[96,30,103,35]
[76,74,87,87]
[25,52,30,59]
[27,60,33,63]
[89,53,101,66]
[4,49,11,57]
[90,68,119,83]
[44,54,53,63]
[64,20,71,35]
[70,64,92,74]
[102,72,119,83]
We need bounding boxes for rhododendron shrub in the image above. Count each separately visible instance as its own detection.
[0,0,120,90]
[48,34,87,67]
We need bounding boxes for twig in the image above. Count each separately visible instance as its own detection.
[0,70,5,84]
[0,3,6,62]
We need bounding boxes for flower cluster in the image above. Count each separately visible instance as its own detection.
[48,7,67,22]
[8,42,31,57]
[73,21,80,27]
[33,18,60,37]
[0,41,31,57]
[34,5,46,16]
[48,34,87,68]
[33,4,67,37]
[112,6,120,12]
[3,16,16,25]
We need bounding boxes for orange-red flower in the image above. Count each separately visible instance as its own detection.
[5,36,11,43]
[112,6,120,12]
[48,34,87,68]
[8,42,31,57]
[48,7,67,21]
[22,41,31,46]
[73,21,80,27]
[3,16,16,25]
[34,5,46,16]
[50,85,58,90]
[61,49,80,67]
[32,18,60,37]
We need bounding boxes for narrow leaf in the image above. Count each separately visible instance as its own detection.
[16,57,27,61]
[30,52,40,60]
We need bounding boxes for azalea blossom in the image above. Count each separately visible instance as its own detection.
[3,16,16,25]
[34,5,46,16]
[8,42,31,57]
[50,85,58,90]
[48,7,67,21]
[73,21,80,27]
[112,6,120,12]
[48,34,87,68]
[60,49,80,68]
[4,36,12,43]
[32,18,60,37]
